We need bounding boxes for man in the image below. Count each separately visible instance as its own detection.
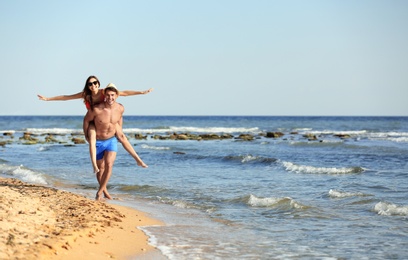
[83,85,147,200]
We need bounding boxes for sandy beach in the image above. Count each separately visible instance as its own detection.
[0,177,163,260]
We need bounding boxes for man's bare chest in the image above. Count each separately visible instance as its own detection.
[96,108,121,125]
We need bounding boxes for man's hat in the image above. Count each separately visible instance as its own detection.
[104,83,119,93]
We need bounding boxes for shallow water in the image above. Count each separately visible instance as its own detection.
[1,116,408,259]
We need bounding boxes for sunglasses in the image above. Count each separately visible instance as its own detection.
[87,81,98,87]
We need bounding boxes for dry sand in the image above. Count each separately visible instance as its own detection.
[0,177,163,259]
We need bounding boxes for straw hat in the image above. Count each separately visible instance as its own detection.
[104,83,119,93]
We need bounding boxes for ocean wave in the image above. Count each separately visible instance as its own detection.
[302,130,367,136]
[119,184,158,192]
[289,140,344,146]
[223,155,277,164]
[296,130,408,143]
[118,185,215,212]
[140,144,171,150]
[37,146,51,151]
[8,127,408,145]
[373,202,408,216]
[369,132,408,138]
[170,126,260,134]
[364,132,408,143]
[328,189,369,198]
[247,194,307,209]
[241,155,261,163]
[123,126,260,135]
[0,130,16,134]
[123,128,160,134]
[25,128,82,135]
[156,196,212,211]
[388,137,408,143]
[292,128,312,131]
[0,164,47,184]
[282,161,365,175]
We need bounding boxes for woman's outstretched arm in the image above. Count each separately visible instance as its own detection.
[37,91,83,101]
[119,88,153,97]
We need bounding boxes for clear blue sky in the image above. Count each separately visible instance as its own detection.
[1,0,407,116]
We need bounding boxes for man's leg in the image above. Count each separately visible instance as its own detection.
[95,158,111,199]
[96,151,116,201]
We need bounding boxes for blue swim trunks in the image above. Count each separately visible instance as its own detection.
[96,136,118,160]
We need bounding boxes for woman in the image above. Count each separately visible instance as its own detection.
[38,75,152,174]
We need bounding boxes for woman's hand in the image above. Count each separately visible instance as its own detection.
[37,94,48,101]
[143,88,154,94]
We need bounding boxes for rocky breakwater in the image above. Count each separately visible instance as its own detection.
[1,130,358,147]
[143,131,300,141]
[150,132,235,141]
[1,131,86,146]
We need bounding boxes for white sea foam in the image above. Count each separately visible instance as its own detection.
[248,194,282,207]
[329,189,368,198]
[247,194,305,209]
[303,130,367,136]
[123,126,260,134]
[156,196,198,210]
[388,137,408,142]
[289,140,344,146]
[25,128,82,135]
[298,130,408,143]
[140,144,171,150]
[292,128,313,131]
[366,132,408,143]
[170,126,260,134]
[374,202,408,216]
[122,128,156,134]
[241,155,258,163]
[171,200,189,209]
[0,130,16,134]
[370,131,408,137]
[0,164,47,184]
[137,227,167,259]
[37,146,49,151]
[282,161,364,175]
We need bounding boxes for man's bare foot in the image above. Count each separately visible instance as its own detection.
[104,190,113,200]
[95,192,105,201]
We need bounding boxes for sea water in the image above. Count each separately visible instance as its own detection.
[1,116,408,259]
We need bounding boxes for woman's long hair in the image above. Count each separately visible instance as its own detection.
[82,75,100,110]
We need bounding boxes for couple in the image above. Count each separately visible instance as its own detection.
[38,76,152,200]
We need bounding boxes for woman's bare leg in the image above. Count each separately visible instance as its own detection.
[115,124,148,168]
[88,123,99,173]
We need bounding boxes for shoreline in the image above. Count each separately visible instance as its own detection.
[0,177,164,260]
